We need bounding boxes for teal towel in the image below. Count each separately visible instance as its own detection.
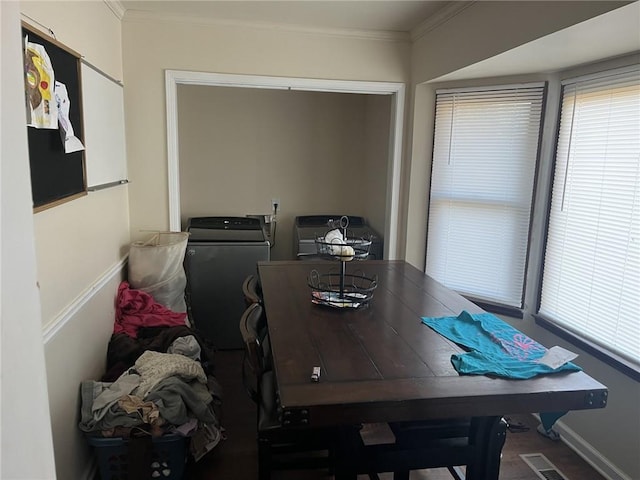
[422,310,581,379]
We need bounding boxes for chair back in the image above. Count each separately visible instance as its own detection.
[242,274,263,306]
[240,302,269,403]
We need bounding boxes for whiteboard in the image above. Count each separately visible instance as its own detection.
[81,61,127,189]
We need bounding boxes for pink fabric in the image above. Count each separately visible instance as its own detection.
[114,281,187,338]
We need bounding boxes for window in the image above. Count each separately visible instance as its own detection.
[539,66,640,365]
[426,84,545,309]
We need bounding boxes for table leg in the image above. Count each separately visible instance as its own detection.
[333,425,360,480]
[465,416,507,480]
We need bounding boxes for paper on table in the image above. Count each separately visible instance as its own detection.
[537,346,578,369]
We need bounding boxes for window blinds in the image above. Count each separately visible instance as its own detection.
[540,66,640,364]
[426,83,544,307]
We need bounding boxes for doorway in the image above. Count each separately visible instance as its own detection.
[165,70,404,259]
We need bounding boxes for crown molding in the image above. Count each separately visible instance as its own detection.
[411,1,476,42]
[122,9,411,43]
[104,0,126,20]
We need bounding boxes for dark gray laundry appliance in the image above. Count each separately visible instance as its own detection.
[294,215,383,260]
[184,216,270,349]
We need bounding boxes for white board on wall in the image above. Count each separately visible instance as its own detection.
[81,61,127,189]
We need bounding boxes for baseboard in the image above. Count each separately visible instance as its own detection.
[42,256,127,344]
[530,413,631,480]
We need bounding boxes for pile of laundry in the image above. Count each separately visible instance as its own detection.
[79,281,223,462]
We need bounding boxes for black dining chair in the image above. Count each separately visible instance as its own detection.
[332,418,506,480]
[337,417,507,480]
[240,302,352,479]
[242,274,263,307]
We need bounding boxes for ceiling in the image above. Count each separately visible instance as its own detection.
[117,1,639,79]
[433,1,639,81]
[118,0,453,35]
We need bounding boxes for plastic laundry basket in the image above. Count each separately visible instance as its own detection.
[87,434,187,480]
[128,232,189,312]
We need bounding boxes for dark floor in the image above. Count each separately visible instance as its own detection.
[186,350,605,480]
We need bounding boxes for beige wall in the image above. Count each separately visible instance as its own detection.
[17,2,129,479]
[122,17,410,242]
[363,94,392,238]
[178,85,390,260]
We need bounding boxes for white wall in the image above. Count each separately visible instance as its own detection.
[1,2,56,478]
[14,2,130,479]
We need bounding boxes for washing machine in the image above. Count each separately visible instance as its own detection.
[184,216,270,349]
[293,215,383,260]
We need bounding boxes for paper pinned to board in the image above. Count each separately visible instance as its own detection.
[537,346,578,370]
[55,81,85,153]
[24,36,58,129]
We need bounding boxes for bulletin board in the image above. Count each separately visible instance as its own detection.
[22,23,87,212]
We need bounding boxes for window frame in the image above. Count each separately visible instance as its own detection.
[425,82,547,312]
[534,64,640,378]
[424,55,640,381]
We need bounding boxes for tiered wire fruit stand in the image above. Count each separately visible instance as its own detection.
[307,216,378,308]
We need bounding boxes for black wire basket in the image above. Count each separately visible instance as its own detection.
[307,216,378,308]
[313,215,373,261]
[308,269,378,309]
[314,236,372,261]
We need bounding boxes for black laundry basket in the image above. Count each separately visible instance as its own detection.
[87,434,187,480]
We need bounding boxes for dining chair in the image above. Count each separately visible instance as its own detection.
[239,302,349,479]
[333,415,506,479]
[347,417,507,480]
[242,274,262,306]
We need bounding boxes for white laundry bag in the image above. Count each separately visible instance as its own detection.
[128,232,189,313]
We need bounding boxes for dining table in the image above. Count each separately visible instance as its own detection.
[257,260,608,479]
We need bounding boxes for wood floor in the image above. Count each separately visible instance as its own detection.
[186,350,605,480]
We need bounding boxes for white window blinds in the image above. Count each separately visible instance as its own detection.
[426,84,544,307]
[540,66,640,364]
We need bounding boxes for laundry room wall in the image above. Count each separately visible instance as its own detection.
[362,94,392,239]
[177,85,390,260]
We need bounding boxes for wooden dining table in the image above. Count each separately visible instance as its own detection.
[257,260,608,479]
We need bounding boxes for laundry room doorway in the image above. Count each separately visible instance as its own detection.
[165,71,404,260]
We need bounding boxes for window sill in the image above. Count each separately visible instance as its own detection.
[463,296,524,319]
[534,314,640,382]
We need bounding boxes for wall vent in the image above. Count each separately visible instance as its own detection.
[520,453,569,480]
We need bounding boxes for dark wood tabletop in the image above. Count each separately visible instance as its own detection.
[257,260,607,428]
